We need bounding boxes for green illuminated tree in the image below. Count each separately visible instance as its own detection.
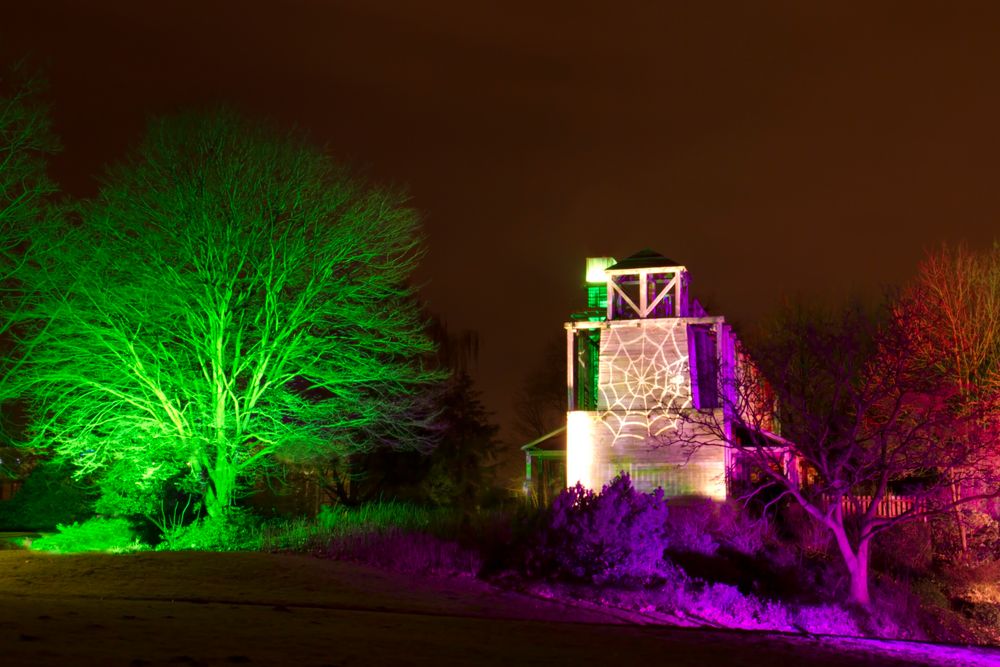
[19,111,437,522]
[0,64,59,393]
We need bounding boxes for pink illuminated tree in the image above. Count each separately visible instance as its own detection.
[684,297,998,606]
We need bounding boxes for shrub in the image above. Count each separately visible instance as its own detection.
[932,510,1000,564]
[30,517,144,554]
[661,499,718,555]
[780,502,833,557]
[158,508,262,551]
[527,473,670,583]
[662,498,775,558]
[0,460,95,531]
[860,577,929,640]
[910,575,951,610]
[922,561,1000,644]
[667,575,857,634]
[714,502,774,556]
[791,603,860,635]
[679,581,792,630]
[872,520,933,576]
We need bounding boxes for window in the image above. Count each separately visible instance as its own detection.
[574,329,601,410]
[689,324,718,409]
[586,284,606,311]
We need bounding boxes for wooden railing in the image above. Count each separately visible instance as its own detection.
[821,493,926,520]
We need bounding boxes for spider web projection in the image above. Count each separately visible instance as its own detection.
[598,323,692,443]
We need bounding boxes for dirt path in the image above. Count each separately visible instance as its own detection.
[0,551,997,666]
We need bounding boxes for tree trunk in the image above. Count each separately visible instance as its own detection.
[848,539,871,607]
[205,461,237,520]
[952,479,969,556]
[830,520,872,607]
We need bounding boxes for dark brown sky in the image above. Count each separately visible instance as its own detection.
[3,2,997,461]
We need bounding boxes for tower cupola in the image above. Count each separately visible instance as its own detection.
[603,249,689,320]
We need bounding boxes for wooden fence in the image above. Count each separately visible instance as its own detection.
[821,493,926,521]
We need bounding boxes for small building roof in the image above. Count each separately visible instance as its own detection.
[607,248,682,271]
[520,425,566,452]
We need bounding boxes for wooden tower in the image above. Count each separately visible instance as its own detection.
[564,249,738,499]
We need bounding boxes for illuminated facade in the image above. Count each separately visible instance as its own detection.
[559,250,739,499]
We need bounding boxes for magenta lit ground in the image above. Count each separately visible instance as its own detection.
[0,550,998,666]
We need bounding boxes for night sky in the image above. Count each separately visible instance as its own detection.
[3,2,997,468]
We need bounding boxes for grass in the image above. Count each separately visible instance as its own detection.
[258,500,483,575]
[260,501,444,549]
[23,499,477,568]
[22,494,995,645]
[257,497,869,637]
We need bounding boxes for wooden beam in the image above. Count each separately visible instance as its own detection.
[674,272,682,317]
[638,270,648,316]
[608,315,722,328]
[679,273,689,316]
[609,278,641,317]
[645,274,678,316]
[566,327,575,410]
[606,279,613,320]
[528,451,568,460]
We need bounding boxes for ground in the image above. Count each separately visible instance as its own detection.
[0,548,998,666]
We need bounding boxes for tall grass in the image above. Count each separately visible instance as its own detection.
[260,500,483,575]
[317,501,442,534]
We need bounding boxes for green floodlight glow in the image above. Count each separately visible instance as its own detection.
[16,111,440,527]
[585,257,616,284]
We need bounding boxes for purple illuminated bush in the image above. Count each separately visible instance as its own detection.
[529,473,669,583]
[662,497,774,557]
